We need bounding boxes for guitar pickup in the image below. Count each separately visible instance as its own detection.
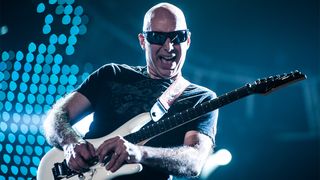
[52,160,77,179]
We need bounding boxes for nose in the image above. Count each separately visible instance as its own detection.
[162,38,174,52]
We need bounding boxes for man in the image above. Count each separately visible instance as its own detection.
[43,2,218,180]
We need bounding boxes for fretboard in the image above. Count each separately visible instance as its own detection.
[124,84,253,144]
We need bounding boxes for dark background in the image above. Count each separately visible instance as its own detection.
[0,0,319,179]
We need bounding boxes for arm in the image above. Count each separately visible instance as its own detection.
[139,130,213,177]
[96,130,214,177]
[43,92,96,171]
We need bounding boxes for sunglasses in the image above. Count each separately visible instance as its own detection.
[142,30,189,45]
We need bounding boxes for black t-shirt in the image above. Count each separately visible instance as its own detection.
[76,63,218,179]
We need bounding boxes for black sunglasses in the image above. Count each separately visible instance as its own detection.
[142,30,189,45]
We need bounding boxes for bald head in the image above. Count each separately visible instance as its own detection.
[143,3,188,32]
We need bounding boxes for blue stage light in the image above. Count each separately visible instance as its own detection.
[38,44,47,54]
[28,43,36,53]
[66,45,74,55]
[62,15,71,25]
[36,3,45,13]
[18,134,26,144]
[15,51,24,61]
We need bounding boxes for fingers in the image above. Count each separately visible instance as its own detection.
[96,137,120,163]
[64,141,96,172]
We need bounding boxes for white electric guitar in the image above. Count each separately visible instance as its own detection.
[37,71,306,180]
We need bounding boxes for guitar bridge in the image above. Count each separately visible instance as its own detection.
[52,160,79,179]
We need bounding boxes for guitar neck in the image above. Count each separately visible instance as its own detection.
[125,84,254,144]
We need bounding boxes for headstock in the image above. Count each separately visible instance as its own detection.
[250,70,307,94]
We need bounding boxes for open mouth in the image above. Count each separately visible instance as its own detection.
[160,55,176,62]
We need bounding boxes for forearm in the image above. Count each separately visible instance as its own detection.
[43,106,82,148]
[138,145,210,177]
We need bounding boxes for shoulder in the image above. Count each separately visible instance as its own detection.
[187,82,217,101]
[92,63,146,79]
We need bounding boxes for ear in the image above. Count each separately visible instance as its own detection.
[186,32,191,49]
[138,33,145,50]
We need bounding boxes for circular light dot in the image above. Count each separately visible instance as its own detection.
[48,84,56,94]
[41,74,49,84]
[26,53,34,62]
[81,15,89,24]
[25,145,33,155]
[55,5,64,15]
[1,165,8,173]
[57,85,66,95]
[28,42,36,52]
[58,34,67,44]
[45,14,53,24]
[1,51,9,61]
[36,54,45,64]
[20,166,28,176]
[13,61,21,71]
[6,143,13,153]
[16,145,23,155]
[49,0,57,4]
[0,144,2,152]
[25,104,34,114]
[20,82,27,92]
[0,132,5,142]
[32,156,40,166]
[72,16,81,26]
[18,134,26,144]
[34,104,43,114]
[10,123,18,133]
[46,95,54,105]
[43,64,51,74]
[70,25,79,35]
[14,155,21,165]
[68,35,77,45]
[11,166,18,175]
[27,134,36,144]
[54,54,63,64]
[45,54,54,64]
[43,24,51,34]
[24,63,32,72]
[50,74,59,84]
[11,71,19,81]
[13,113,21,122]
[7,91,15,101]
[39,84,47,94]
[36,3,45,13]
[34,64,42,74]
[22,73,30,82]
[49,35,58,45]
[47,44,56,54]
[37,135,45,145]
[30,125,38,135]
[62,65,70,74]
[37,94,45,104]
[64,5,73,14]
[58,0,66,4]
[20,124,28,134]
[0,122,7,131]
[8,133,15,143]
[30,84,38,94]
[74,6,83,16]
[38,44,47,54]
[66,0,75,5]
[32,115,41,124]
[0,92,5,101]
[15,103,23,113]
[0,62,6,71]
[30,167,37,176]
[79,24,87,35]
[66,85,74,93]
[16,51,24,61]
[66,45,74,55]
[35,146,43,156]
[0,72,4,81]
[52,64,61,74]
[62,14,71,25]
[5,101,12,111]
[68,75,77,85]
[23,114,31,123]
[9,81,17,91]
[27,94,35,104]
[3,154,11,164]
[60,75,68,85]
[70,65,79,74]
[23,156,31,165]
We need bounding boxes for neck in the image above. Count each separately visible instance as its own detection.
[147,68,182,80]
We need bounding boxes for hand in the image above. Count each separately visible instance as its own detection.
[63,140,96,172]
[96,136,142,172]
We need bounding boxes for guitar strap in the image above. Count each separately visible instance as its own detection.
[150,76,190,122]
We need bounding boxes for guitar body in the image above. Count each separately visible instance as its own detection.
[37,112,151,180]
